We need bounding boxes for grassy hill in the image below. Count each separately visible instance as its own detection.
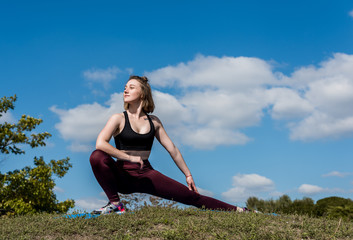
[1,206,353,239]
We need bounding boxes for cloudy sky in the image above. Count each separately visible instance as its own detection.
[1,0,353,211]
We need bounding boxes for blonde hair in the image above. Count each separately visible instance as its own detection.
[124,75,155,113]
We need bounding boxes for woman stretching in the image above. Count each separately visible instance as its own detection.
[90,75,245,214]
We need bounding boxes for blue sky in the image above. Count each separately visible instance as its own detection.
[1,0,353,211]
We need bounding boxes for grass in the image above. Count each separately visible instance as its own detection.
[1,206,353,239]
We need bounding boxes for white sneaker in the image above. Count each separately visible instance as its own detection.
[92,202,125,215]
[236,207,261,213]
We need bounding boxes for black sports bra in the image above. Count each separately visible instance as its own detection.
[114,111,155,151]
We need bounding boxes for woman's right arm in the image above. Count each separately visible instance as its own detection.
[95,114,144,168]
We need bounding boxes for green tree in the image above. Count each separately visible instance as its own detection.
[277,194,292,214]
[0,95,51,155]
[0,95,74,215]
[246,196,266,212]
[290,197,315,216]
[246,195,315,215]
[0,157,74,215]
[327,205,353,220]
[315,196,353,218]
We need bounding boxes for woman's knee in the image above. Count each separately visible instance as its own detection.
[89,149,112,166]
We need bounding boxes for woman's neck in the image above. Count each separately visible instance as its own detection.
[127,102,145,118]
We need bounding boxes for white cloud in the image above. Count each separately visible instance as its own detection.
[147,53,353,145]
[281,53,353,140]
[152,90,191,128]
[50,103,110,142]
[50,93,124,152]
[0,111,16,124]
[349,10,353,18]
[54,186,65,193]
[221,174,275,203]
[221,187,249,204]
[322,171,353,178]
[289,111,353,141]
[146,55,278,148]
[52,53,353,150]
[180,127,251,149]
[83,66,121,89]
[147,54,277,90]
[51,89,252,150]
[180,90,267,129]
[75,197,108,212]
[306,77,353,118]
[298,184,325,195]
[68,142,94,152]
[298,184,345,196]
[232,174,275,191]
[265,88,313,120]
[197,187,214,197]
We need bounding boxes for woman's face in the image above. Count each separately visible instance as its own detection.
[124,79,142,103]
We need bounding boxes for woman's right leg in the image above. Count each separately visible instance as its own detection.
[139,169,238,211]
[89,149,121,203]
[90,151,239,211]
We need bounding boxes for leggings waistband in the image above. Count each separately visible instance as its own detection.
[116,159,152,169]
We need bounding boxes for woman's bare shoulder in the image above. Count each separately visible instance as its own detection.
[110,112,124,120]
[149,114,163,126]
[107,113,125,126]
[109,113,125,136]
[112,112,125,118]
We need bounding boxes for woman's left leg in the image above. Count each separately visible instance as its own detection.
[137,168,238,211]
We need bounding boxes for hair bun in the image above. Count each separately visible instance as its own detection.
[128,75,149,83]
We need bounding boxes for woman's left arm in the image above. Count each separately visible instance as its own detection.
[152,116,199,193]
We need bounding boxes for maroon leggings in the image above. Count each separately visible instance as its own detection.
[90,149,238,211]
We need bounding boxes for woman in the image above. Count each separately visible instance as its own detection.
[90,75,245,214]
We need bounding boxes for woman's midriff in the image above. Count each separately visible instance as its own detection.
[120,150,151,160]
[115,150,153,174]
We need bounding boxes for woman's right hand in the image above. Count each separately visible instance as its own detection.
[129,155,144,169]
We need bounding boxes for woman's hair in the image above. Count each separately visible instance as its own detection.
[124,75,155,113]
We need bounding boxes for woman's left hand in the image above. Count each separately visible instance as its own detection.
[186,175,199,194]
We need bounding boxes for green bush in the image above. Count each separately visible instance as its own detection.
[0,95,74,215]
[315,196,353,219]
[0,157,74,215]
[246,195,353,219]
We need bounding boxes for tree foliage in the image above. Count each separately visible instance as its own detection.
[246,195,353,220]
[315,196,353,220]
[291,197,315,216]
[0,157,75,215]
[0,95,51,155]
[0,95,74,215]
[327,205,353,221]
